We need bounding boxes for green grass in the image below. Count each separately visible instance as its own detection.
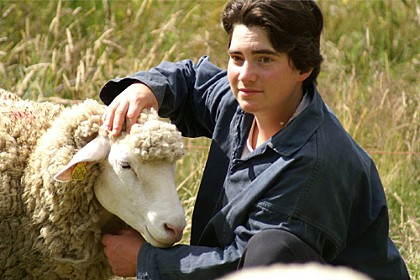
[0,0,418,278]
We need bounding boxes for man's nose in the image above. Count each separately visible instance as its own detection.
[238,61,257,83]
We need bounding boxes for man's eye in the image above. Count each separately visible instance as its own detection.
[259,57,272,63]
[230,55,243,62]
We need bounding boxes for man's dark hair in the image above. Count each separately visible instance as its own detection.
[222,0,324,89]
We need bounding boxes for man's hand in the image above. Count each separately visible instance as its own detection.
[102,229,145,277]
[102,82,159,136]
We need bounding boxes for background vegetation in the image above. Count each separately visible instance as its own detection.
[0,0,418,278]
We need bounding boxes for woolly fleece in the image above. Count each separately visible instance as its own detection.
[0,90,183,279]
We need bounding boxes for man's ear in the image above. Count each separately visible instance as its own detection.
[299,68,313,82]
[54,135,111,182]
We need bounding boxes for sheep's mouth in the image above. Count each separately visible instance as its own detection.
[144,226,176,248]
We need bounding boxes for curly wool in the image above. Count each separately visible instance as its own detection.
[23,99,107,279]
[1,92,183,279]
[1,93,68,279]
[0,88,20,101]
[128,109,184,162]
[1,96,109,279]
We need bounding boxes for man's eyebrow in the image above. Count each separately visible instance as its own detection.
[228,49,279,55]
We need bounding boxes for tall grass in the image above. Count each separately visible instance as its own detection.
[0,0,418,278]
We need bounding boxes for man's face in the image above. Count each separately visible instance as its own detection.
[227,24,308,120]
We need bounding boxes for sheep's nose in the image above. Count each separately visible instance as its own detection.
[164,223,184,242]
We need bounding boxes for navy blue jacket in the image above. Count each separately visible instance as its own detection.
[100,56,409,280]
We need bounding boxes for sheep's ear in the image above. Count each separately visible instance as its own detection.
[54,135,111,182]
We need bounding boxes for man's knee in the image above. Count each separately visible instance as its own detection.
[240,229,325,268]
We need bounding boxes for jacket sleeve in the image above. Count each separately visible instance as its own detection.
[137,241,245,280]
[99,56,230,138]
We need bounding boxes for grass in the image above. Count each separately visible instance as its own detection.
[0,0,418,278]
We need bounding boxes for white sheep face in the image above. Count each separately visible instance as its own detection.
[96,140,186,247]
[54,135,186,248]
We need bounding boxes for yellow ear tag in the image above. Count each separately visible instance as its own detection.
[71,162,87,181]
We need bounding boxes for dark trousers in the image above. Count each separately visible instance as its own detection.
[238,229,326,268]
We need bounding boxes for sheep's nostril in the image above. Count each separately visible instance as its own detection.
[164,223,184,241]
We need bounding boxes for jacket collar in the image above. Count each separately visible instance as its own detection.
[267,83,325,157]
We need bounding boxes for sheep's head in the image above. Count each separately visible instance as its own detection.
[127,108,184,163]
[55,109,186,248]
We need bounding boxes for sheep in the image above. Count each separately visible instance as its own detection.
[0,88,20,101]
[219,263,372,280]
[0,90,186,279]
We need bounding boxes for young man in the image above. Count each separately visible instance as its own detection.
[100,1,409,279]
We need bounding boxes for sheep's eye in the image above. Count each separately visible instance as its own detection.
[119,162,131,169]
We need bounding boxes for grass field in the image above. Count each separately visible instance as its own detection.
[0,0,418,278]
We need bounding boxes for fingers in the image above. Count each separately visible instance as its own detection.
[125,100,143,133]
[101,83,158,136]
[102,100,128,136]
[101,106,114,132]
[101,231,144,277]
[113,102,130,135]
